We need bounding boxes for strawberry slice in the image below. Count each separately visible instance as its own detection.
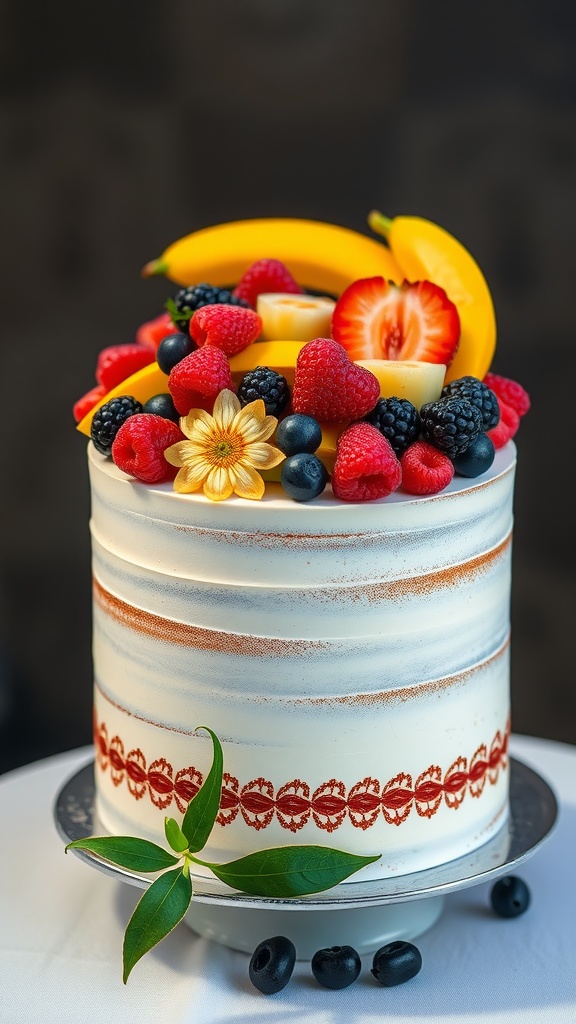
[331,277,460,366]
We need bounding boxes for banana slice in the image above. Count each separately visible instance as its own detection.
[256,292,336,343]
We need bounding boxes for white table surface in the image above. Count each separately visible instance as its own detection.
[0,734,574,1024]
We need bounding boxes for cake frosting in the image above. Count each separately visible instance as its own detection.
[91,439,515,881]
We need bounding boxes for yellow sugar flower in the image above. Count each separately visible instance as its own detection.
[164,389,285,501]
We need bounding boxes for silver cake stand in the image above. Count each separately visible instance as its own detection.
[54,756,558,958]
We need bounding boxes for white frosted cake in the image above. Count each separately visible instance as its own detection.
[74,211,530,888]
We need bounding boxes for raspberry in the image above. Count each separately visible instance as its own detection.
[168,346,234,415]
[135,311,176,350]
[487,397,520,449]
[190,304,262,357]
[237,366,290,416]
[483,372,531,417]
[111,414,183,483]
[233,258,303,308]
[292,338,380,423]
[73,383,107,424]
[400,441,455,495]
[96,344,156,391]
[441,376,500,431]
[90,395,143,456]
[167,284,251,331]
[332,422,402,502]
[364,397,420,456]
[420,396,483,458]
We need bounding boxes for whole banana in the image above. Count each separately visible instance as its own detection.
[142,217,401,296]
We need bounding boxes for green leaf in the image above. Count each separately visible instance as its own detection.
[164,817,189,853]
[203,845,381,898]
[66,836,179,873]
[123,866,192,983]
[181,726,223,853]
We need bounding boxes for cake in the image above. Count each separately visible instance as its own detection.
[73,210,530,890]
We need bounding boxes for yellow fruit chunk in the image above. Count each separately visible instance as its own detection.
[354,359,446,409]
[142,218,401,295]
[256,293,335,343]
[76,363,169,437]
[316,421,349,474]
[368,211,496,383]
[229,340,307,387]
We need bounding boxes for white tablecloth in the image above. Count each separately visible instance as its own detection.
[0,734,574,1024]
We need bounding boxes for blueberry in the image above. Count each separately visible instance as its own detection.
[371,941,422,986]
[281,452,328,501]
[490,875,531,918]
[156,332,196,374]
[142,393,180,423]
[248,935,296,994]
[311,945,361,989]
[276,413,322,456]
[452,432,495,477]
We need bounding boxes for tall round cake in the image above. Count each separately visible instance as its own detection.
[74,212,530,890]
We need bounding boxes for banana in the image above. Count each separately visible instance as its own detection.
[368,211,496,383]
[142,218,401,295]
[257,293,335,343]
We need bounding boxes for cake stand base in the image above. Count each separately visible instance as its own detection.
[183,893,445,957]
[54,756,558,959]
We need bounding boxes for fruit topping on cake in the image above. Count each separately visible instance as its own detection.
[189,303,262,356]
[163,389,284,501]
[332,277,461,366]
[291,338,381,422]
[73,211,532,504]
[112,414,183,483]
[257,291,335,343]
[232,257,304,307]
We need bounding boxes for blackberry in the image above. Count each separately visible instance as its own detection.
[364,397,420,456]
[167,284,251,331]
[420,396,482,458]
[90,396,142,456]
[442,375,500,430]
[237,367,290,417]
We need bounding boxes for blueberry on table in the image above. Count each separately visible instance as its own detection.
[248,935,296,994]
[490,875,531,918]
[275,413,322,455]
[156,332,196,374]
[371,940,422,986]
[311,945,361,989]
[281,452,328,501]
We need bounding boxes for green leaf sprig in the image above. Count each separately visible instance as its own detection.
[66,726,380,982]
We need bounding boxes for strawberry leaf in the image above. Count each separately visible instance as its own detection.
[164,817,189,853]
[181,726,223,852]
[123,866,192,983]
[203,845,381,897]
[66,836,179,873]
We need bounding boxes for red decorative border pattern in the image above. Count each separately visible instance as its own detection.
[94,715,509,832]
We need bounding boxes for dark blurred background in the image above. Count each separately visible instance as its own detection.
[1,0,575,774]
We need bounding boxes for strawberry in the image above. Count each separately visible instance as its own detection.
[73,383,107,424]
[487,397,520,449]
[400,441,454,495]
[292,338,380,423]
[96,344,156,391]
[135,311,176,351]
[331,277,460,366]
[332,422,402,502]
[189,304,262,356]
[483,372,531,418]
[233,258,303,308]
[111,414,184,483]
[168,346,234,415]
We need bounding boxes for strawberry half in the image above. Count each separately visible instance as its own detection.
[331,277,460,367]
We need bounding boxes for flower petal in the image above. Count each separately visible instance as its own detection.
[244,442,285,469]
[203,465,234,501]
[164,441,189,468]
[212,389,241,431]
[173,464,207,493]
[232,404,278,443]
[229,462,265,500]
[181,408,215,440]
